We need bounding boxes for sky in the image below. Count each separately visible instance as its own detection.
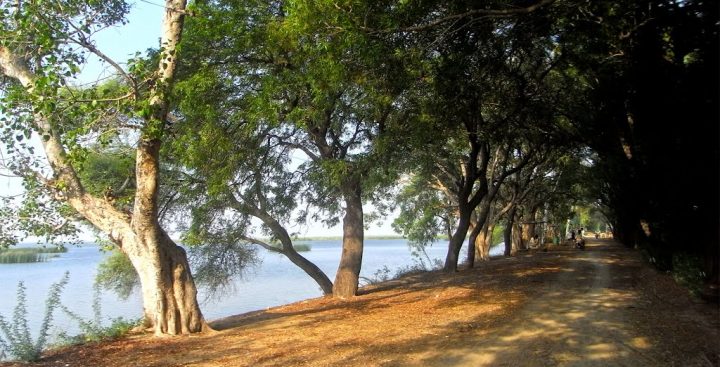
[2,1,399,239]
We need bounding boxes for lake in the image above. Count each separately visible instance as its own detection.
[0,239,502,339]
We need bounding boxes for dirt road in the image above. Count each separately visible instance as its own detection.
[429,240,719,366]
[3,239,718,366]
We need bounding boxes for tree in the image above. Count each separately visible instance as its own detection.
[554,0,719,288]
[0,0,208,334]
[174,0,412,298]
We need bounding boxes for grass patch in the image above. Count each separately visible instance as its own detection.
[0,247,68,264]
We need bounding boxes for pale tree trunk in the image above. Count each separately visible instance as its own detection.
[333,178,364,297]
[466,213,479,268]
[520,206,538,249]
[124,232,206,334]
[474,220,493,262]
[129,0,207,335]
[132,141,207,335]
[512,222,522,253]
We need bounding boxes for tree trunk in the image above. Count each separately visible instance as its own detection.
[273,219,333,295]
[520,206,538,249]
[521,222,533,249]
[333,179,364,297]
[444,205,471,272]
[466,213,479,268]
[512,221,522,254]
[475,220,493,262]
[132,139,209,334]
[504,206,517,256]
[234,195,335,295]
[123,232,207,335]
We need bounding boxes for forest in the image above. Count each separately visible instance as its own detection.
[0,0,717,358]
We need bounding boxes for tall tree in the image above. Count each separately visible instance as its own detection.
[175,0,410,297]
[0,0,208,334]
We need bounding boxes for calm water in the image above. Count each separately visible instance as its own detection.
[0,239,502,338]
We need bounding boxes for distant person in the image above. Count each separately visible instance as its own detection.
[570,229,576,241]
[529,234,539,249]
[578,227,584,238]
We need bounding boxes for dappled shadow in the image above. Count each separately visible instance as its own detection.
[25,240,719,367]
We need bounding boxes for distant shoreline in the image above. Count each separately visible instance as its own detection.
[294,235,406,241]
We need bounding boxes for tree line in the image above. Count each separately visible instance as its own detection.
[0,0,716,335]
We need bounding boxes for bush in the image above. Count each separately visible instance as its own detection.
[57,284,141,345]
[55,317,139,346]
[0,272,69,361]
[672,252,706,296]
[360,259,442,286]
[360,266,393,285]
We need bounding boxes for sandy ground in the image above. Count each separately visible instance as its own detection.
[1,238,718,366]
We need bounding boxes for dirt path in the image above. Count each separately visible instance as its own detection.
[430,240,718,366]
[2,239,718,366]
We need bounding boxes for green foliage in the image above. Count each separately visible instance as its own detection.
[0,181,80,249]
[0,246,67,264]
[361,266,392,286]
[187,240,260,301]
[392,174,455,248]
[55,317,138,347]
[95,249,139,300]
[0,272,69,361]
[77,149,136,207]
[672,253,706,296]
[491,225,505,246]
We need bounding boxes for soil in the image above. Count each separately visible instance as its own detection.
[2,239,718,366]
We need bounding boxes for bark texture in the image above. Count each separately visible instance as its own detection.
[333,179,364,297]
[474,221,494,262]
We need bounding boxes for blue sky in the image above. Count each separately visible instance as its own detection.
[75,1,164,83]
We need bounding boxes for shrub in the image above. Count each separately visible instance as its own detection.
[672,252,706,296]
[360,259,442,286]
[57,284,141,345]
[360,266,392,285]
[0,272,69,361]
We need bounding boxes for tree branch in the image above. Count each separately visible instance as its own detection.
[367,0,556,33]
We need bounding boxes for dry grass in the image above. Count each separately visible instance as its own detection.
[1,240,717,367]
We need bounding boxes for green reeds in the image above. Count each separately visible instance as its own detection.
[292,243,312,252]
[0,247,68,264]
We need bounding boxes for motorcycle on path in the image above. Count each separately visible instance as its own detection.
[575,237,586,250]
